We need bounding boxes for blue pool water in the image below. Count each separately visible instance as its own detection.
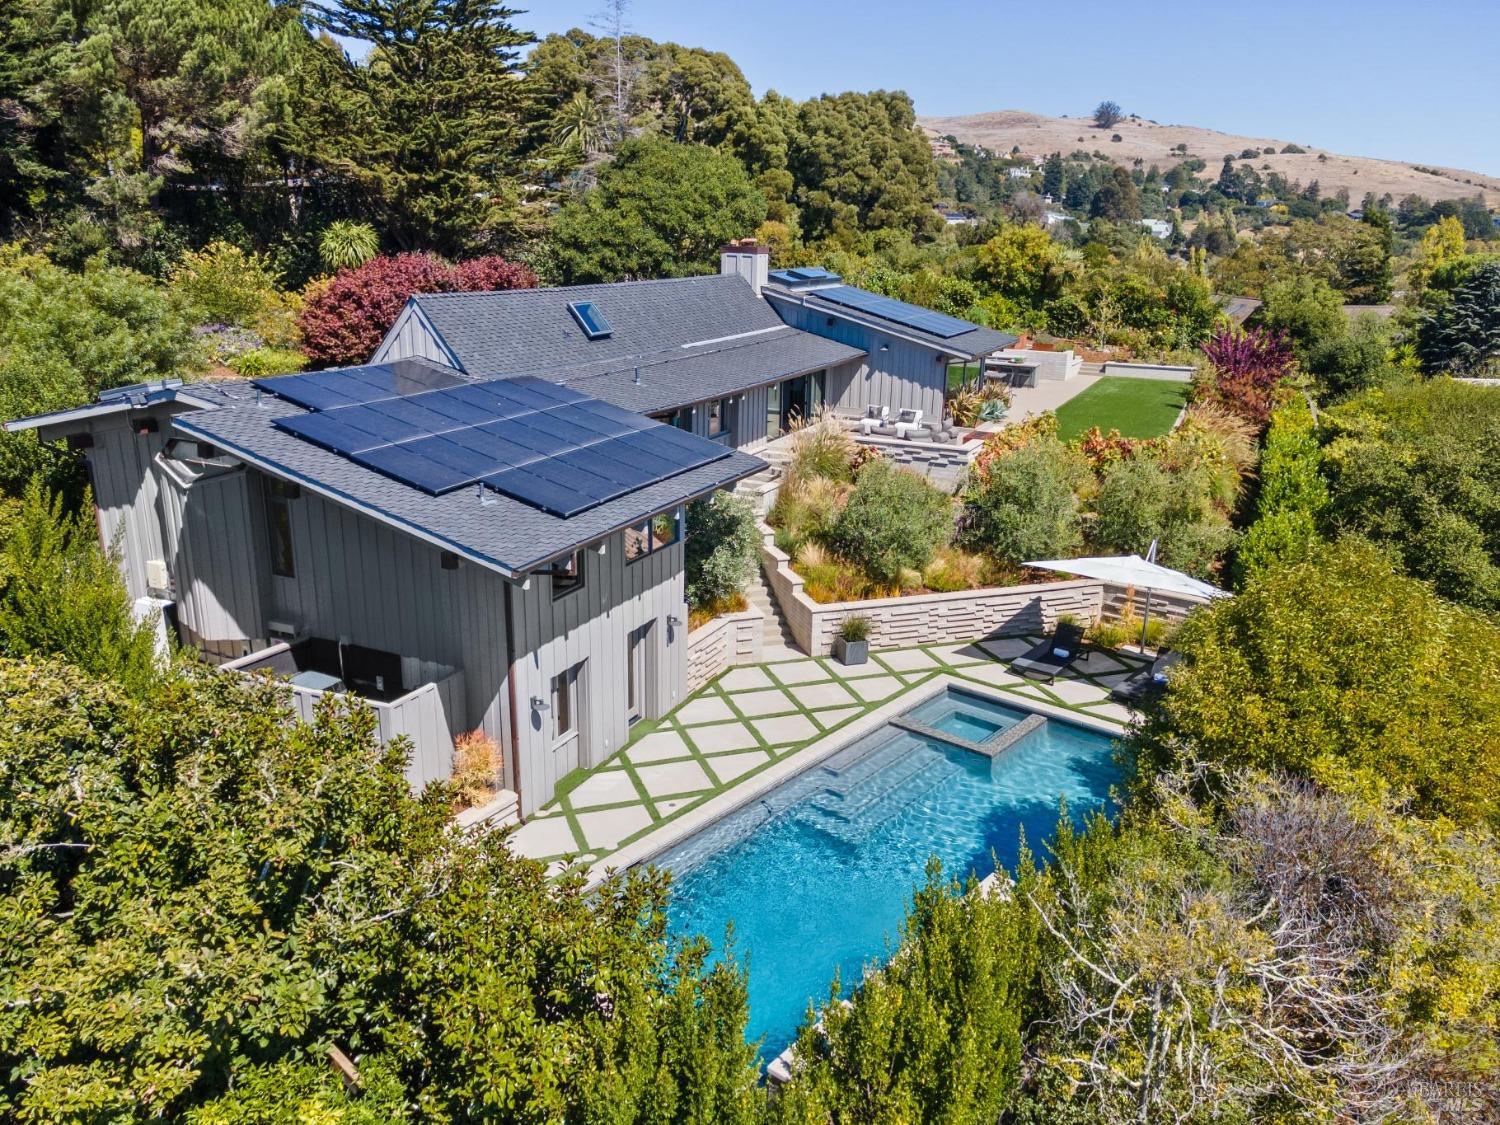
[655,688,1122,1060]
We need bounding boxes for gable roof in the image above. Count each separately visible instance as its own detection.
[402,273,787,377]
[174,383,762,577]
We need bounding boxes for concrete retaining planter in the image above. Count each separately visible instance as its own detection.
[760,526,1106,656]
[687,605,763,692]
[1100,361,1196,383]
[759,525,1214,656]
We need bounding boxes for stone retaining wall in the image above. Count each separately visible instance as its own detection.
[761,526,1105,656]
[687,606,763,692]
[760,524,1215,656]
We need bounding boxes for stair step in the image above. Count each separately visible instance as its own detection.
[798,755,964,846]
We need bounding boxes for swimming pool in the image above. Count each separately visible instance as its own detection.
[654,686,1123,1060]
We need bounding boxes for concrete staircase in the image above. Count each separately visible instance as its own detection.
[733,438,795,516]
[746,564,801,655]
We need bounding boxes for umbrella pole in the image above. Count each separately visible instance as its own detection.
[1140,589,1153,650]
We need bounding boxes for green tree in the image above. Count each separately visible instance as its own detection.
[685,491,759,611]
[1416,260,1500,376]
[0,657,761,1120]
[1041,152,1065,199]
[1092,100,1123,129]
[961,434,1090,565]
[829,460,954,584]
[306,0,537,255]
[1321,378,1500,610]
[1259,273,1345,358]
[1089,165,1141,223]
[1135,540,1500,826]
[976,223,1071,309]
[784,90,940,241]
[770,861,1041,1123]
[0,251,197,493]
[1306,313,1397,400]
[550,137,766,282]
[0,480,160,694]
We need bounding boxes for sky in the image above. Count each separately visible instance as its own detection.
[494,0,1500,176]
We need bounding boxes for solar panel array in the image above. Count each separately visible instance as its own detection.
[813,285,975,339]
[264,373,731,519]
[253,359,467,411]
[767,266,842,287]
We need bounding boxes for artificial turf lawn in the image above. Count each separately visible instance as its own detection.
[1053,377,1188,441]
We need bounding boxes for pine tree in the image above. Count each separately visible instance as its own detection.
[1417,261,1500,376]
[306,0,537,254]
[1042,152,1065,199]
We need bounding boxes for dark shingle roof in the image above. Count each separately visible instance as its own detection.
[763,286,1016,357]
[537,327,864,414]
[410,273,787,376]
[172,386,763,577]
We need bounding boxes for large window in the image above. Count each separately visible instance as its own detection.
[624,507,682,563]
[707,397,732,441]
[265,479,300,577]
[550,663,582,742]
[546,550,584,599]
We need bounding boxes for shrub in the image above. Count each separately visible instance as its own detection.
[1320,380,1499,611]
[922,547,988,592]
[684,491,760,611]
[783,409,857,489]
[829,461,954,585]
[1090,458,1172,555]
[317,220,379,273]
[0,480,160,695]
[171,241,295,342]
[837,615,871,642]
[1234,396,1327,584]
[451,729,502,809]
[0,658,761,1120]
[225,346,307,378]
[297,253,537,366]
[1197,325,1296,427]
[962,436,1089,565]
[1134,540,1500,827]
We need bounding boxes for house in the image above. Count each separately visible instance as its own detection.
[1139,218,1173,240]
[1007,166,1034,180]
[1043,210,1073,229]
[6,243,1014,818]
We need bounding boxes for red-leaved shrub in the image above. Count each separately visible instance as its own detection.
[298,253,538,367]
[1198,326,1296,428]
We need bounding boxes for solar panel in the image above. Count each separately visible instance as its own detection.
[272,374,732,515]
[255,359,467,410]
[567,301,612,339]
[813,285,975,339]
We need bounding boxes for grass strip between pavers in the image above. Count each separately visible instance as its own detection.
[527,639,1137,864]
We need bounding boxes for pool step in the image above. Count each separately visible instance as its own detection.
[797,752,965,846]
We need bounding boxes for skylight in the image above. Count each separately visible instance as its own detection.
[568,301,612,339]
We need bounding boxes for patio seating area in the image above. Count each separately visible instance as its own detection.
[510,636,1149,872]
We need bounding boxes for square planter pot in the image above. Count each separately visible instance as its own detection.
[833,637,869,665]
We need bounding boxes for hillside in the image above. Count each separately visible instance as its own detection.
[918,109,1500,208]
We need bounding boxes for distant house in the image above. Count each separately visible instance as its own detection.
[6,243,1014,819]
[1217,295,1263,325]
[1007,166,1034,180]
[1043,210,1072,229]
[939,209,978,226]
[1139,218,1173,240]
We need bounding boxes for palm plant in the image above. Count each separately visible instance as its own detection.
[318,221,379,274]
[552,91,608,158]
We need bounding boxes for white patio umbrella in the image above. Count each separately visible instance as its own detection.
[1025,543,1230,648]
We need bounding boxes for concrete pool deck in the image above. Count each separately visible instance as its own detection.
[509,636,1148,879]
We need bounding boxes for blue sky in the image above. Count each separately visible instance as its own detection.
[498,0,1499,175]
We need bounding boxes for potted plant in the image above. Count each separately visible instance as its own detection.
[833,615,871,665]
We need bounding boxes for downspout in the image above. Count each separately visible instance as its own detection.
[502,579,524,817]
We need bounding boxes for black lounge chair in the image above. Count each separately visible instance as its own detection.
[1109,650,1182,706]
[1010,621,1090,682]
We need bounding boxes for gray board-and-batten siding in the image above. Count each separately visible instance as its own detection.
[765,292,955,421]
